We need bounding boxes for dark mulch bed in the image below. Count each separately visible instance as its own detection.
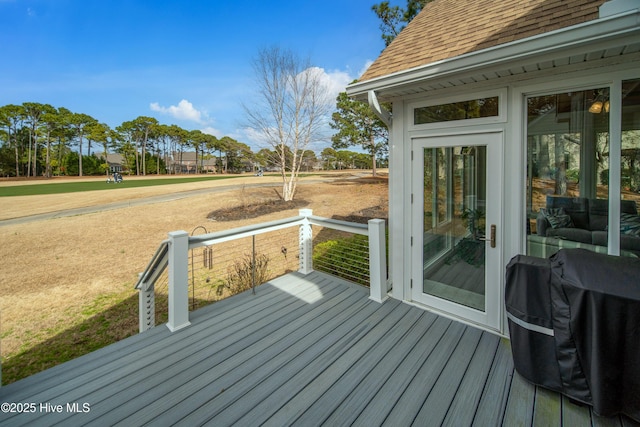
[207,199,309,221]
[332,205,388,224]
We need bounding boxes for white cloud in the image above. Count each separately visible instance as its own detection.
[303,61,372,101]
[150,99,206,123]
[242,126,272,146]
[300,66,352,103]
[322,68,353,99]
[358,60,374,78]
[201,126,223,138]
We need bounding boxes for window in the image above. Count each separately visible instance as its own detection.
[526,88,609,257]
[620,79,640,251]
[414,97,499,125]
[525,85,640,258]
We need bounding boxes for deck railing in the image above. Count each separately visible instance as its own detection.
[135,209,388,333]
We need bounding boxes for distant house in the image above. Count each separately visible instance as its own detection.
[169,152,217,174]
[99,153,125,174]
[347,0,640,334]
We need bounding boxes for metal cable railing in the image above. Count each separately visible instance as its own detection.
[187,227,300,311]
[312,230,370,286]
[136,210,387,332]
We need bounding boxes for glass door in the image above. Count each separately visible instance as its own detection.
[412,132,502,330]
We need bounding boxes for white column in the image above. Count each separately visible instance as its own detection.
[298,209,313,274]
[390,99,406,301]
[167,230,191,332]
[368,219,388,303]
[139,286,155,333]
[608,80,622,256]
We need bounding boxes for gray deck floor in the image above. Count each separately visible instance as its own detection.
[1,271,638,426]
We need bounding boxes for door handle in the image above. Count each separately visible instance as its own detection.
[479,224,496,248]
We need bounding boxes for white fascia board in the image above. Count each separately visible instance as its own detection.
[347,9,640,100]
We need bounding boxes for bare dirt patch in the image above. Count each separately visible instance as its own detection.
[0,172,388,383]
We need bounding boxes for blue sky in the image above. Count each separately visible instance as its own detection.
[0,0,388,151]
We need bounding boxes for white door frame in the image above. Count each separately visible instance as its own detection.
[411,131,503,331]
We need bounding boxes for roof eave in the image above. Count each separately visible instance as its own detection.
[347,9,640,102]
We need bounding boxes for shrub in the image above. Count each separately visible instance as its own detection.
[313,234,370,286]
[566,168,580,183]
[599,169,609,186]
[226,253,270,294]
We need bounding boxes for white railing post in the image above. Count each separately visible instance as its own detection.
[167,230,191,332]
[138,282,155,333]
[299,209,313,274]
[368,219,388,303]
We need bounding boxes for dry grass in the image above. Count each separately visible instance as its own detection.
[0,174,285,220]
[0,172,388,383]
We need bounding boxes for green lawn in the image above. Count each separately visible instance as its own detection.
[0,175,241,197]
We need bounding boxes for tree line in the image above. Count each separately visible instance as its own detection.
[0,102,389,178]
[0,103,258,177]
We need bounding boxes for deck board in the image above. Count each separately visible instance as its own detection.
[533,387,562,426]
[351,316,455,426]
[441,332,500,426]
[227,298,409,426]
[112,275,368,426]
[102,279,358,425]
[412,326,484,426]
[469,338,514,426]
[273,308,426,427]
[1,270,638,427]
[321,311,440,426]
[561,395,592,426]
[258,304,416,426]
[160,290,383,426]
[379,321,468,426]
[503,367,537,426]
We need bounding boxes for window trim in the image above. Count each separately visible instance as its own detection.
[521,80,636,257]
[408,88,507,131]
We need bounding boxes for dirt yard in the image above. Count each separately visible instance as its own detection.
[0,171,388,382]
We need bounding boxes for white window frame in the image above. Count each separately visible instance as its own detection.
[408,88,508,132]
[515,71,639,257]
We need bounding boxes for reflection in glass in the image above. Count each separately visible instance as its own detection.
[526,85,640,259]
[620,80,640,252]
[414,97,499,125]
[422,146,486,311]
[526,88,613,258]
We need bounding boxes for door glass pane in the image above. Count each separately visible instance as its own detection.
[621,80,640,251]
[422,146,486,311]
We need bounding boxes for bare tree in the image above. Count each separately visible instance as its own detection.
[244,46,332,201]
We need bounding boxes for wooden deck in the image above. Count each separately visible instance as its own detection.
[1,271,638,426]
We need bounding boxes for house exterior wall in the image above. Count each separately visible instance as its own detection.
[386,54,640,335]
[345,3,640,335]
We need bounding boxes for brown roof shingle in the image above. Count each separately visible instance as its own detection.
[359,0,605,82]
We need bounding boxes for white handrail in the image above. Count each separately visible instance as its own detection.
[135,239,170,291]
[308,215,369,235]
[136,209,387,333]
[189,216,305,249]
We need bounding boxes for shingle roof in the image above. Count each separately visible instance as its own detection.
[359,0,606,82]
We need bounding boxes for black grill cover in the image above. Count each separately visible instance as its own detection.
[506,249,640,421]
[505,255,562,390]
